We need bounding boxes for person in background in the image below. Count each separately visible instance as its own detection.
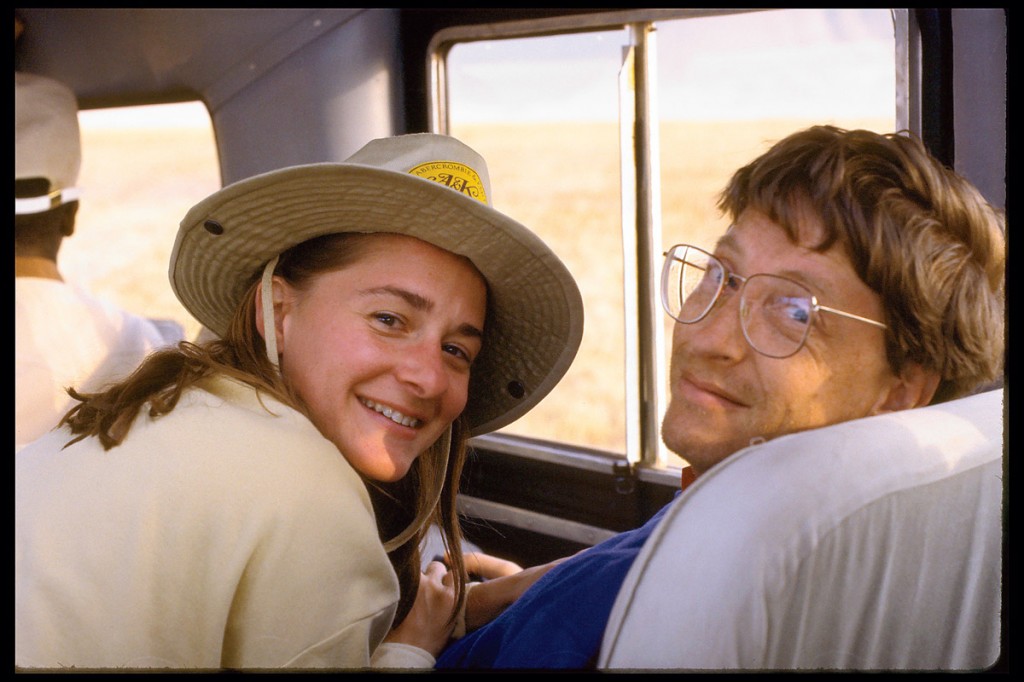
[15,70,185,450]
[435,125,1005,669]
[15,133,584,669]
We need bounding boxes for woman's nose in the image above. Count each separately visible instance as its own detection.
[396,340,450,397]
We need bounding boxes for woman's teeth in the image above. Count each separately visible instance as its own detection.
[360,398,422,428]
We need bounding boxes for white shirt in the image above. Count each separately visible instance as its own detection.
[15,277,184,450]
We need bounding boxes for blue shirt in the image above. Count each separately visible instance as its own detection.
[435,494,678,669]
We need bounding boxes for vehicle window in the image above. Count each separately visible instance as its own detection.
[439,8,900,467]
[656,9,898,253]
[61,101,220,342]
[446,29,629,455]
[653,10,898,464]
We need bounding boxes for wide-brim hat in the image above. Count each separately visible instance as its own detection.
[15,71,82,215]
[170,133,584,436]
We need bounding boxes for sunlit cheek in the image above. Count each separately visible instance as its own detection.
[671,320,689,347]
[761,357,831,425]
[667,325,691,375]
[825,340,893,416]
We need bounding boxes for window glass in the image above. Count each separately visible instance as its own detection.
[657,8,897,252]
[655,10,897,468]
[62,102,220,342]
[448,30,629,454]
[443,8,897,463]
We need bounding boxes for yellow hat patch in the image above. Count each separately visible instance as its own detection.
[409,161,488,206]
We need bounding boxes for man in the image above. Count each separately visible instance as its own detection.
[15,71,185,450]
[434,125,1005,668]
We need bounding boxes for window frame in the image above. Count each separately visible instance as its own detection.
[427,8,915,479]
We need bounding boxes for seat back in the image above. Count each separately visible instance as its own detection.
[599,389,1005,670]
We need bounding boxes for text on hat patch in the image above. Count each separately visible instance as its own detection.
[409,161,488,206]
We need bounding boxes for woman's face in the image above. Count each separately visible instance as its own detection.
[270,234,487,482]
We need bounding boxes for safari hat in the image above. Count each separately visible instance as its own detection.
[171,133,584,435]
[15,72,82,215]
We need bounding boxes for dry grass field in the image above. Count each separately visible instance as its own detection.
[62,124,220,342]
[64,116,890,456]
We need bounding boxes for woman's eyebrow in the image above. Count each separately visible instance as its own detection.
[359,286,433,311]
[360,286,484,339]
[457,323,485,341]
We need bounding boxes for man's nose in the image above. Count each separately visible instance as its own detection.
[674,289,748,360]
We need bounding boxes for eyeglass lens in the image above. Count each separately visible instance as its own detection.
[663,245,722,322]
[663,245,815,358]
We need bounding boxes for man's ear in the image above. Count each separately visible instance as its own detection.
[253,276,291,354]
[872,362,941,414]
[59,202,78,237]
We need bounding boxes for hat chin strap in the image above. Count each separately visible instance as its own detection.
[261,256,280,369]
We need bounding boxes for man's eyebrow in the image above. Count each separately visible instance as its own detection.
[713,232,839,302]
[713,229,742,256]
[776,266,839,304]
[360,286,484,339]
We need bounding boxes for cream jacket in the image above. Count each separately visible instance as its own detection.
[15,375,432,670]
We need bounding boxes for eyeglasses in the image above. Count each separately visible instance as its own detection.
[660,244,887,358]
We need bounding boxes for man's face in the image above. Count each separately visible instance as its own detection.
[662,206,900,476]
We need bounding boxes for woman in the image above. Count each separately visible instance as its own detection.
[14,134,584,670]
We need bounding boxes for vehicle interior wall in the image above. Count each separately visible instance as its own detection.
[459,449,679,566]
[207,9,404,184]
[15,8,405,186]
[950,9,1006,211]
[915,8,1006,211]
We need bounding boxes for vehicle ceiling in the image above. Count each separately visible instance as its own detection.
[15,8,365,110]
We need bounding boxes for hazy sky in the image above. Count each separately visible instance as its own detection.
[448,9,896,123]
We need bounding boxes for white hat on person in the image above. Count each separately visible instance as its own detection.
[15,71,82,215]
[170,133,584,436]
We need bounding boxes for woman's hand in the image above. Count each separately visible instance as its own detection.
[384,560,457,657]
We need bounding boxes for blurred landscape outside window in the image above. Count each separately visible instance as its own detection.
[63,101,219,343]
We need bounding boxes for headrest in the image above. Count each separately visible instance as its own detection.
[601,389,1005,670]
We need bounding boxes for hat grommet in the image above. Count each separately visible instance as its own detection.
[203,219,224,235]
[507,380,526,400]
